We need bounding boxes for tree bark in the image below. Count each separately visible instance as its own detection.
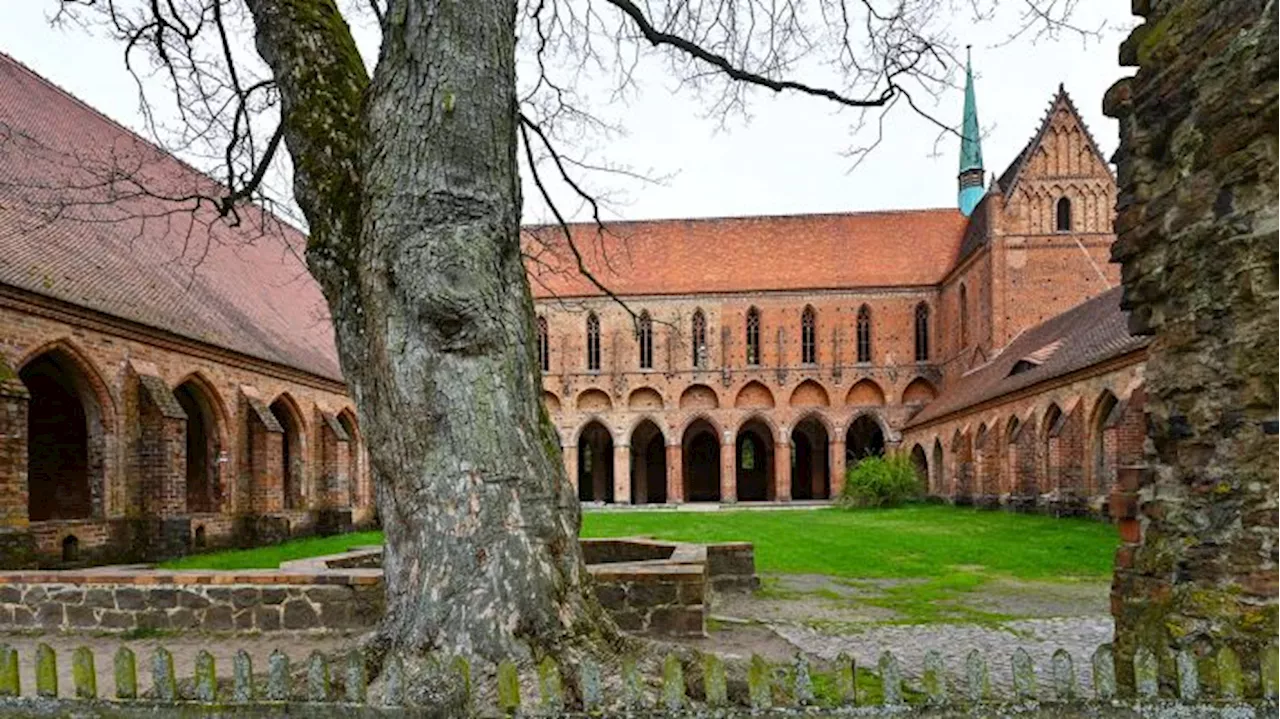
[245,0,621,695]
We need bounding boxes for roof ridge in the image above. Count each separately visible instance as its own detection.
[529,206,963,230]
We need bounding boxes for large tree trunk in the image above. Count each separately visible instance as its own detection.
[246,0,622,696]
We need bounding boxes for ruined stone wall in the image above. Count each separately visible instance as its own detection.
[1105,0,1278,693]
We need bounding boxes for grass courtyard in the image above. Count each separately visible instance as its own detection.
[159,507,1118,625]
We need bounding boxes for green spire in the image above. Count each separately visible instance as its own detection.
[959,47,983,174]
[957,47,985,216]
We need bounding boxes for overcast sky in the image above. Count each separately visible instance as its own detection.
[1,2,1133,223]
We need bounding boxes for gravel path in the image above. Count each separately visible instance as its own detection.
[772,615,1115,698]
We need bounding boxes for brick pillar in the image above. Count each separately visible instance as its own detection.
[774,436,791,502]
[719,435,736,503]
[0,373,35,569]
[665,442,683,503]
[830,436,846,498]
[563,443,578,496]
[1107,0,1278,691]
[131,364,190,560]
[612,443,631,505]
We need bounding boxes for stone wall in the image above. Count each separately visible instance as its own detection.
[1105,0,1279,693]
[0,573,382,634]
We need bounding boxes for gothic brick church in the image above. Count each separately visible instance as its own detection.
[0,50,1146,569]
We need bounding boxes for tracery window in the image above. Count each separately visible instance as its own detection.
[691,309,707,368]
[537,316,550,372]
[801,306,817,364]
[1056,197,1072,232]
[745,307,761,366]
[586,312,601,372]
[914,303,930,362]
[856,305,872,364]
[637,311,653,369]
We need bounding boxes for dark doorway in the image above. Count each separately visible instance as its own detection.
[910,444,929,491]
[682,419,721,502]
[846,414,886,463]
[736,418,774,501]
[577,421,614,503]
[21,353,94,521]
[175,380,220,513]
[791,416,830,500]
[270,397,304,510]
[630,420,667,504]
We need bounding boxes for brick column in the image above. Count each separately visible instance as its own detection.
[612,442,631,505]
[830,435,847,498]
[719,433,736,503]
[665,442,683,503]
[0,372,35,569]
[774,435,791,502]
[562,443,578,496]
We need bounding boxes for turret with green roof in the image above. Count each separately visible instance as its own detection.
[957,48,985,216]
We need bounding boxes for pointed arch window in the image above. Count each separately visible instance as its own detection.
[537,316,550,372]
[856,305,872,364]
[745,307,761,366]
[801,306,817,364]
[914,303,930,362]
[586,312,601,372]
[959,284,969,347]
[691,309,707,368]
[637,311,653,370]
[1056,197,1072,232]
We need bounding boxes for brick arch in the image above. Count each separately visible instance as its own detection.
[18,337,117,432]
[625,414,670,445]
[845,378,885,406]
[679,383,720,410]
[900,377,937,405]
[336,407,365,511]
[1089,389,1122,496]
[542,390,562,413]
[269,393,308,510]
[173,372,230,514]
[931,438,946,495]
[973,421,994,499]
[734,380,775,409]
[627,386,664,411]
[950,427,974,500]
[576,388,613,412]
[735,414,777,502]
[791,412,832,500]
[573,415,619,444]
[17,338,116,521]
[789,379,830,408]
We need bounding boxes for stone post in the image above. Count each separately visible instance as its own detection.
[719,433,736,503]
[612,443,631,505]
[1106,0,1278,691]
[830,434,847,498]
[665,442,683,503]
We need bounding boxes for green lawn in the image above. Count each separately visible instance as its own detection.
[158,530,383,571]
[160,506,1116,581]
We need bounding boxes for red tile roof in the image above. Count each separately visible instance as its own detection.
[0,53,342,381]
[906,286,1149,427]
[525,209,970,298]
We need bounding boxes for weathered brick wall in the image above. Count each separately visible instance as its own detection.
[1104,0,1279,693]
[0,292,374,566]
[901,357,1145,517]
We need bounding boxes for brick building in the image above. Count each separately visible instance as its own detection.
[0,51,1146,568]
[530,63,1148,513]
[0,55,373,568]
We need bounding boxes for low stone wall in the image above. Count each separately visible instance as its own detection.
[0,569,382,634]
[0,538,757,638]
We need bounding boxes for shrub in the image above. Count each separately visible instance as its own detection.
[836,454,922,509]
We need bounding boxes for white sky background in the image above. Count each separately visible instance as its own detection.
[1,1,1134,223]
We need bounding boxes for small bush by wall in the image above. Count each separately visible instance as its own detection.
[837,455,922,509]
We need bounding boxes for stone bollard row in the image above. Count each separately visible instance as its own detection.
[0,641,1274,711]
